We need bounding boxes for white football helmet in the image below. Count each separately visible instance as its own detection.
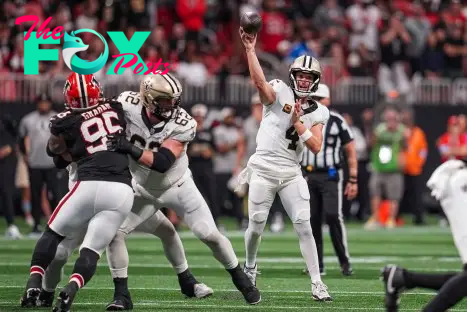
[289,55,321,98]
[140,73,182,120]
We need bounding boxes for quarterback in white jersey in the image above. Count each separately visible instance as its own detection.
[106,74,261,305]
[239,27,332,301]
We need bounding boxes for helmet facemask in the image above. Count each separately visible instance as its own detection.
[290,70,320,99]
[143,93,181,121]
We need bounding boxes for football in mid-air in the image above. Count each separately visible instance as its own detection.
[240,11,262,34]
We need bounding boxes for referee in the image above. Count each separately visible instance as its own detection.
[302,84,358,276]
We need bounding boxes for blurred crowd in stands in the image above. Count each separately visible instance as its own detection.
[1,0,466,101]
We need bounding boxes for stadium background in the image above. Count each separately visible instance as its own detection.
[0,0,467,311]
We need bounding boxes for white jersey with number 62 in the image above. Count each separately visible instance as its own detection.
[117,91,197,191]
[248,79,329,180]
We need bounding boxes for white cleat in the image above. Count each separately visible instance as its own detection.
[312,281,332,302]
[243,263,258,286]
[5,225,22,239]
[193,283,213,298]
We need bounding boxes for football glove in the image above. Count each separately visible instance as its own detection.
[106,132,143,160]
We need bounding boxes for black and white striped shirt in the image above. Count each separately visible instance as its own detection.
[301,111,353,170]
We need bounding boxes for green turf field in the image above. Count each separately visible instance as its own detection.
[1,222,466,311]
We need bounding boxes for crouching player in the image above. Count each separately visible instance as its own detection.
[381,159,467,312]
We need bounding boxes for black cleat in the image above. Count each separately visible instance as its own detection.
[37,289,55,307]
[106,295,133,311]
[381,265,406,312]
[53,283,78,312]
[20,288,40,308]
[231,270,261,304]
[341,263,353,276]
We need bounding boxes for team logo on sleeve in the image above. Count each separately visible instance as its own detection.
[283,104,292,114]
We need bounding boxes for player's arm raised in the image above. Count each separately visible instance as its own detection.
[239,28,275,106]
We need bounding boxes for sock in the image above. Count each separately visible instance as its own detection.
[404,270,457,290]
[227,264,252,290]
[42,258,66,292]
[29,227,64,287]
[106,231,129,278]
[422,271,467,312]
[244,219,266,268]
[113,277,129,296]
[69,248,99,288]
[177,269,198,296]
[293,222,321,283]
[153,217,189,274]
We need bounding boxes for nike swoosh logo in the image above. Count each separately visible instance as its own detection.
[177,181,185,187]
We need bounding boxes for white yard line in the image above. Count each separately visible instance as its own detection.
[0,285,439,296]
[0,300,465,311]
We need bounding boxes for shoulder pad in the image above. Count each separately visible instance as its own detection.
[117,91,141,107]
[268,79,286,93]
[170,110,197,143]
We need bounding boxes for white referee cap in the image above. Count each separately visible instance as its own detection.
[312,84,330,99]
[191,103,208,118]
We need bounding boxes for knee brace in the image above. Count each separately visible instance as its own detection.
[55,243,73,263]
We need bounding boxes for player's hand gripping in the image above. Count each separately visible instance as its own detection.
[107,132,144,160]
[239,27,257,51]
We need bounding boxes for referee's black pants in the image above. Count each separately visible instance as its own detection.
[305,170,350,270]
[28,167,61,229]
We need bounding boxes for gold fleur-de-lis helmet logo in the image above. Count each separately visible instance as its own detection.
[143,80,151,92]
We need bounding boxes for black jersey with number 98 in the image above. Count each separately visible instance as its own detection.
[49,100,131,186]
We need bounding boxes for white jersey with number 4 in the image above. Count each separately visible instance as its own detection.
[248,79,329,180]
[117,91,197,191]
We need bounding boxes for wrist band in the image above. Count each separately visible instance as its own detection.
[299,129,313,142]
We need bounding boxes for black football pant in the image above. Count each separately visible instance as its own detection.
[403,264,467,312]
[216,173,243,226]
[28,167,61,229]
[0,161,16,226]
[305,170,350,270]
[191,166,219,222]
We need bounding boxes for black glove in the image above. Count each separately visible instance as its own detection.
[106,132,143,160]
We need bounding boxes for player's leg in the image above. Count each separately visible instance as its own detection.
[278,176,332,301]
[168,176,261,304]
[365,172,382,230]
[381,265,458,312]
[136,209,213,299]
[323,170,352,275]
[385,173,404,228]
[244,172,276,279]
[20,180,85,307]
[307,177,324,274]
[38,234,84,307]
[53,182,133,312]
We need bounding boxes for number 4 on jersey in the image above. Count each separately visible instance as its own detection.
[285,125,300,150]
